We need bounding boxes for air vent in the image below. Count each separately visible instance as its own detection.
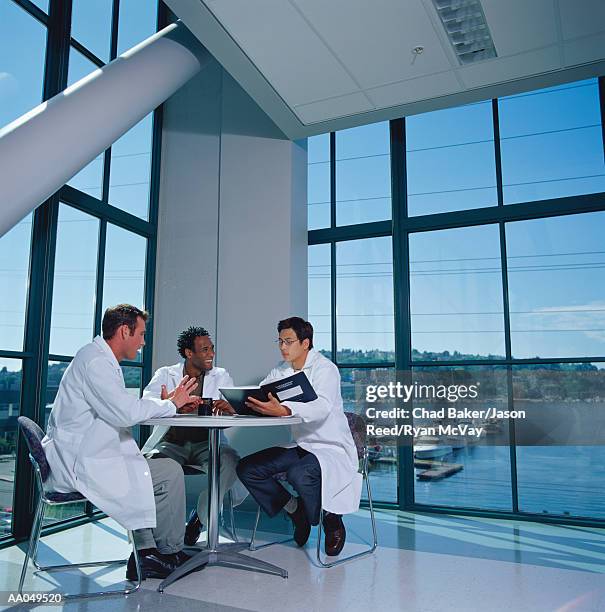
[432,0,497,65]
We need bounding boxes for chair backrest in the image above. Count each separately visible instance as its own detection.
[344,412,366,460]
[17,416,51,483]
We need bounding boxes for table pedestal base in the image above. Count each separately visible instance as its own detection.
[158,543,288,592]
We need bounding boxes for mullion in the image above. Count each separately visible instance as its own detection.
[492,98,504,207]
[69,38,104,68]
[11,0,49,25]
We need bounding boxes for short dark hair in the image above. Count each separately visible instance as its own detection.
[177,325,210,359]
[277,317,313,349]
[102,304,148,340]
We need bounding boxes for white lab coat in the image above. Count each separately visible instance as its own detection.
[42,336,176,530]
[141,362,234,452]
[262,349,362,515]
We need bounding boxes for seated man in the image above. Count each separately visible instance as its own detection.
[236,317,361,556]
[42,304,200,580]
[142,325,244,546]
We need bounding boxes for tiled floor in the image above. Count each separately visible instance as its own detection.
[1,509,605,611]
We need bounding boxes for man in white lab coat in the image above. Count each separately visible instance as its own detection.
[42,304,201,580]
[236,317,361,556]
[142,326,244,546]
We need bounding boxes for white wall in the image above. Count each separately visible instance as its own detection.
[154,58,308,456]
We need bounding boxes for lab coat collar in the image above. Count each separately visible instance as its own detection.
[300,348,320,371]
[93,335,121,371]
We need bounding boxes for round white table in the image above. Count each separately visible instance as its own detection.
[141,414,302,591]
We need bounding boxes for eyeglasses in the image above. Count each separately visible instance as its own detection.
[275,338,299,347]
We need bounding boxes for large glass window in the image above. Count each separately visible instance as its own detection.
[307,244,331,357]
[514,364,605,519]
[49,206,99,357]
[499,80,605,204]
[409,225,506,361]
[336,123,391,226]
[103,223,147,315]
[307,134,330,230]
[0,2,47,129]
[117,0,158,55]
[406,101,497,216]
[0,215,32,352]
[108,114,153,219]
[70,0,113,62]
[506,212,605,359]
[0,358,21,538]
[308,74,605,523]
[336,237,394,363]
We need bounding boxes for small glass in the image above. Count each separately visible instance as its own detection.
[198,398,213,416]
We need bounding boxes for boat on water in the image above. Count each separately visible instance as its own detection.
[413,444,453,459]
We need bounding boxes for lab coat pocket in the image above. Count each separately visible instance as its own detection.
[79,456,130,500]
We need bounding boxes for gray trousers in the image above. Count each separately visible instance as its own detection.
[149,440,239,524]
[133,457,185,553]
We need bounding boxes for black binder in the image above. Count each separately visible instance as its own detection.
[220,371,317,416]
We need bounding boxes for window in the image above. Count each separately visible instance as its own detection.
[506,212,605,359]
[336,122,391,226]
[0,358,22,537]
[409,224,506,361]
[406,102,497,216]
[336,237,394,363]
[0,2,46,129]
[307,244,331,357]
[0,216,32,352]
[70,0,113,62]
[499,80,605,204]
[49,205,99,357]
[307,134,330,230]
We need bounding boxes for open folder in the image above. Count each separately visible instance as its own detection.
[220,371,318,416]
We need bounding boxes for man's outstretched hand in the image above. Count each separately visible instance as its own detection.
[162,376,202,412]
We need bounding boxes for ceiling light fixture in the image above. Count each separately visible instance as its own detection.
[431,0,497,65]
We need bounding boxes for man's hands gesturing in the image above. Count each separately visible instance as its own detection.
[161,375,202,413]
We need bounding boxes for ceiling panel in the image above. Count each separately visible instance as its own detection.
[293,0,453,90]
[559,0,605,40]
[482,0,558,56]
[367,70,463,108]
[564,32,605,67]
[293,91,374,124]
[459,46,561,89]
[205,0,361,106]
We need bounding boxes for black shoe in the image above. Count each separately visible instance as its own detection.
[323,513,346,556]
[126,549,179,581]
[287,502,311,547]
[184,510,203,546]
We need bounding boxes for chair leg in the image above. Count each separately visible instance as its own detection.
[315,468,378,568]
[228,490,239,542]
[18,498,45,594]
[31,499,47,570]
[249,505,262,551]
[248,505,294,552]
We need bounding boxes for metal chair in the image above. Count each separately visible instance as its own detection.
[249,412,378,567]
[17,416,142,599]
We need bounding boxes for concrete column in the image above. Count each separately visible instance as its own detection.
[0,21,209,237]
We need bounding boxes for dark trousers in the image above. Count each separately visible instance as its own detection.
[237,446,322,526]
